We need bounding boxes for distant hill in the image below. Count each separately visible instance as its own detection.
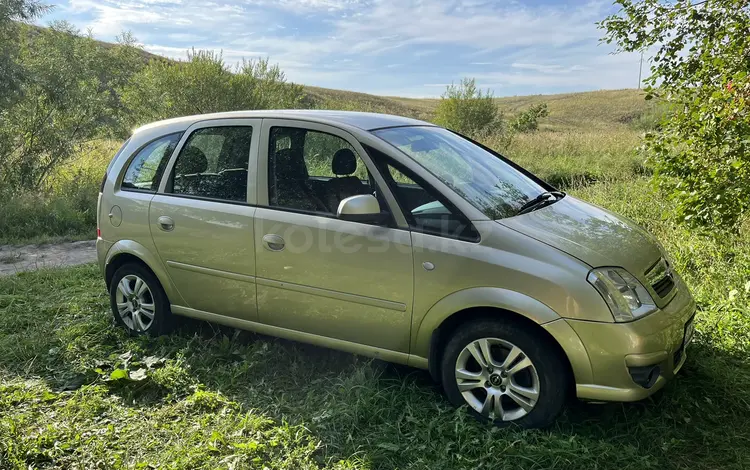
[305,87,654,132]
[24,24,653,132]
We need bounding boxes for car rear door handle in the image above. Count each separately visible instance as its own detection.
[262,234,285,251]
[157,216,175,232]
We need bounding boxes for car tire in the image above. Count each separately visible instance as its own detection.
[109,263,173,336]
[440,318,569,429]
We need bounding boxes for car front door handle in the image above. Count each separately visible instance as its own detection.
[157,216,175,232]
[262,234,285,251]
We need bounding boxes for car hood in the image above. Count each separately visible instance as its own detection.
[497,196,662,278]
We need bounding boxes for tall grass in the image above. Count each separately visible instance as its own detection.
[493,129,647,188]
[0,141,117,245]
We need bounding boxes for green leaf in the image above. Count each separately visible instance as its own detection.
[109,369,129,380]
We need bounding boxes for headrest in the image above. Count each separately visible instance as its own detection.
[332,148,357,176]
[177,146,208,174]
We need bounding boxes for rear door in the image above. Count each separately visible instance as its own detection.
[149,119,261,321]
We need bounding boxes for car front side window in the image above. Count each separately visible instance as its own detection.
[365,145,479,241]
[267,126,374,216]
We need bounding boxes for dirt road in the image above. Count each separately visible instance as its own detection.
[0,240,97,276]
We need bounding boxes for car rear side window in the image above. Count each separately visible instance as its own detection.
[170,126,253,203]
[121,133,181,192]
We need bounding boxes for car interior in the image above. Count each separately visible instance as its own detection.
[162,125,471,240]
[171,128,252,202]
[268,127,377,214]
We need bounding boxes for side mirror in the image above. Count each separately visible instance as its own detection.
[337,194,389,224]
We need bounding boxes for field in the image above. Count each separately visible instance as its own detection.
[2,88,750,469]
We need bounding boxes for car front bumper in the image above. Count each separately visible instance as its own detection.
[553,279,696,402]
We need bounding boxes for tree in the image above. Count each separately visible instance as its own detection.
[0,22,144,190]
[434,78,502,138]
[121,51,305,126]
[0,0,48,107]
[601,0,750,229]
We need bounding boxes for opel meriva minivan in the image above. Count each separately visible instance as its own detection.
[97,110,696,428]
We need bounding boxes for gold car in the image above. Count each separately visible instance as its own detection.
[97,111,696,428]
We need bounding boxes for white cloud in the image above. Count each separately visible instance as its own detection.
[511,63,588,74]
[245,0,364,12]
[50,0,643,95]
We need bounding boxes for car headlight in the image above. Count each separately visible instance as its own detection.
[587,267,657,322]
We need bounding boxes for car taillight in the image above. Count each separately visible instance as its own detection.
[97,227,101,239]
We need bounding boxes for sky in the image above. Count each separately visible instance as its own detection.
[41,0,647,97]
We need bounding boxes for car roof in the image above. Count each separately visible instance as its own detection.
[133,110,435,135]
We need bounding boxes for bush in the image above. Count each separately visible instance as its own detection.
[434,78,502,138]
[510,103,549,133]
[121,51,305,126]
[0,0,48,108]
[0,189,98,244]
[601,0,750,229]
[0,140,115,244]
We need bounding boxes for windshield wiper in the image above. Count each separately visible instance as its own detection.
[516,191,565,215]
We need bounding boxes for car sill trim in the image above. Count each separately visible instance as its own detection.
[171,305,411,365]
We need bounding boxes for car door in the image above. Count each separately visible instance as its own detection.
[254,119,414,353]
[149,119,261,321]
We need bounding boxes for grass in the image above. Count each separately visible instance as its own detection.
[3,86,749,467]
[2,177,750,468]
[307,88,657,132]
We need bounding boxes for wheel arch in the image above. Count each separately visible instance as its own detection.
[412,287,586,388]
[104,240,181,305]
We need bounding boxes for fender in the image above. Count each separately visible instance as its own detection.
[411,287,561,359]
[409,287,594,385]
[104,239,186,306]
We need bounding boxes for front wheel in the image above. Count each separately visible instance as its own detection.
[440,318,570,428]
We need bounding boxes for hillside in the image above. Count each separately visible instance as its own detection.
[22,24,653,130]
[305,86,653,131]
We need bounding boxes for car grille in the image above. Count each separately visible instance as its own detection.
[653,275,675,298]
[646,258,675,298]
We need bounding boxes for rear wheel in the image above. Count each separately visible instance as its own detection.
[440,318,569,428]
[109,263,173,336]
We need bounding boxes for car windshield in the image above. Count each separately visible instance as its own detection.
[373,126,546,219]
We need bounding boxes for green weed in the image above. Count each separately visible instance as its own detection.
[1,199,750,469]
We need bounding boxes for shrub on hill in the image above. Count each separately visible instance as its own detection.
[0,22,144,192]
[510,103,549,133]
[434,78,503,139]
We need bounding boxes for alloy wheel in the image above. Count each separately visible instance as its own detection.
[454,337,540,421]
[115,274,156,332]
